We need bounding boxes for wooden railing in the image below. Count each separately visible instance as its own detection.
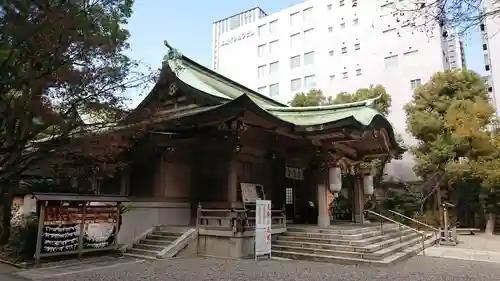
[196,202,286,234]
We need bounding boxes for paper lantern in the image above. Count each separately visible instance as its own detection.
[328,167,342,193]
[363,174,374,195]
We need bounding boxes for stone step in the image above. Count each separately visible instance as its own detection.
[151,231,182,238]
[272,233,431,260]
[123,252,156,260]
[281,227,403,241]
[133,243,166,251]
[286,224,399,235]
[277,228,414,246]
[274,231,421,254]
[146,234,179,241]
[272,236,437,265]
[126,247,158,258]
[140,239,173,246]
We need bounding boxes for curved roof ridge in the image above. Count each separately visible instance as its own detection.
[164,41,288,108]
[265,95,381,112]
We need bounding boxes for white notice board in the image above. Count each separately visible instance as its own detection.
[255,199,272,259]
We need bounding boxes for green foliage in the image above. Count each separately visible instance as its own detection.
[289,89,326,107]
[0,0,151,186]
[405,69,494,178]
[330,85,392,116]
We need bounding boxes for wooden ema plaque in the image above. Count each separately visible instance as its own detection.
[44,206,118,225]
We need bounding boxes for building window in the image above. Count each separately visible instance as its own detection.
[229,14,241,30]
[290,12,300,26]
[329,74,335,80]
[257,65,267,78]
[304,75,316,89]
[340,0,345,7]
[384,55,398,69]
[304,28,314,42]
[483,43,488,50]
[258,44,267,57]
[258,24,266,36]
[327,4,332,10]
[410,79,422,90]
[269,61,279,75]
[269,20,278,33]
[303,7,313,22]
[353,18,359,25]
[356,68,362,76]
[257,86,267,94]
[340,22,346,29]
[486,64,491,71]
[342,72,348,79]
[341,46,347,54]
[290,33,300,48]
[291,78,302,92]
[269,40,279,54]
[290,55,301,69]
[329,50,334,56]
[269,83,279,97]
[304,51,315,65]
[285,187,293,204]
[328,26,333,32]
[354,43,360,50]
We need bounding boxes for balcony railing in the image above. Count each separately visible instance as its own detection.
[196,202,286,236]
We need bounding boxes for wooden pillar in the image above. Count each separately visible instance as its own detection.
[120,167,130,196]
[227,159,238,202]
[317,183,330,228]
[34,201,46,266]
[353,176,364,223]
[77,203,86,258]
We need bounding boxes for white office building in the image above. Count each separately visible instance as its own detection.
[212,0,464,180]
[480,0,500,114]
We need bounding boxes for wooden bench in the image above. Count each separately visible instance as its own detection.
[456,228,480,235]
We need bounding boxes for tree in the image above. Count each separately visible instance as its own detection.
[0,0,153,243]
[405,69,498,232]
[388,0,500,34]
[289,89,327,107]
[329,85,392,116]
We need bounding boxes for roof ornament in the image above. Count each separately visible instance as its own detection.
[364,95,382,108]
[163,40,185,74]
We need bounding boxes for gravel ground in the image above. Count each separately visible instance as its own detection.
[30,255,500,281]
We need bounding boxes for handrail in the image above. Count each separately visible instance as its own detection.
[388,210,439,232]
[365,210,428,256]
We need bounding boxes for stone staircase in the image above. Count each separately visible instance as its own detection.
[124,227,196,259]
[272,224,437,265]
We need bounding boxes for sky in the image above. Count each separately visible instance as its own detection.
[125,0,486,106]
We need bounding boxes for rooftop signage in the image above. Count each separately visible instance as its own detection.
[220,30,255,47]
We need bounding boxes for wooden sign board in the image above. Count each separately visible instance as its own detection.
[285,166,304,180]
[240,183,265,203]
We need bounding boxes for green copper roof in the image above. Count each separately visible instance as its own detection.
[166,45,286,108]
[265,97,383,127]
[267,105,382,127]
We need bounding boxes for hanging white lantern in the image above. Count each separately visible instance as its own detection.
[363,174,374,195]
[328,167,342,193]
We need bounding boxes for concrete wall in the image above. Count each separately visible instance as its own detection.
[118,199,191,245]
[197,235,256,259]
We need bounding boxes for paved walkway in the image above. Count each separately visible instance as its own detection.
[19,256,500,281]
[423,234,500,264]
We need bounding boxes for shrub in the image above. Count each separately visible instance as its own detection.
[8,214,38,261]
